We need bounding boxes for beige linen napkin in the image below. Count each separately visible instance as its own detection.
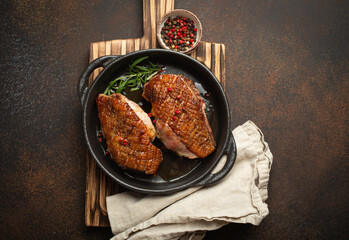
[107,120,273,240]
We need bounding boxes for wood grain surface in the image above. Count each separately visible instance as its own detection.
[86,0,226,227]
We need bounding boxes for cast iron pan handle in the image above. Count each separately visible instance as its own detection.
[194,132,237,186]
[77,55,120,107]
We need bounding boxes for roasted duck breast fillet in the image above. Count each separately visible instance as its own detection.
[96,93,162,175]
[142,74,216,159]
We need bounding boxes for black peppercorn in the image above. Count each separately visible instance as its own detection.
[160,15,198,51]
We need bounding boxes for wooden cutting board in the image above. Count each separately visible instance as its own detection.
[86,0,226,227]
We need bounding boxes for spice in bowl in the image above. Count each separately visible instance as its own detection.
[157,9,202,54]
[160,16,198,52]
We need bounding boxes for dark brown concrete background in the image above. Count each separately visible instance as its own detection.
[0,0,348,239]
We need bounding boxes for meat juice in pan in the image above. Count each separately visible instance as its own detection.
[96,75,217,182]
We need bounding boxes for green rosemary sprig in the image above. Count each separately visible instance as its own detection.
[104,56,163,95]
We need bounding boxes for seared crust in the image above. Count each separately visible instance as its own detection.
[96,93,162,175]
[143,74,216,158]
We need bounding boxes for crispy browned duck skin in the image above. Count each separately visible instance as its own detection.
[142,74,216,159]
[96,93,162,175]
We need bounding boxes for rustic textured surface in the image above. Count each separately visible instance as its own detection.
[0,0,348,239]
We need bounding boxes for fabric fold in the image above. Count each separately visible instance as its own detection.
[106,120,273,240]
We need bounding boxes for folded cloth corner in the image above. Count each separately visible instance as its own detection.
[106,120,273,240]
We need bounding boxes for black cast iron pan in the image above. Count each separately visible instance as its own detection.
[78,49,236,194]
